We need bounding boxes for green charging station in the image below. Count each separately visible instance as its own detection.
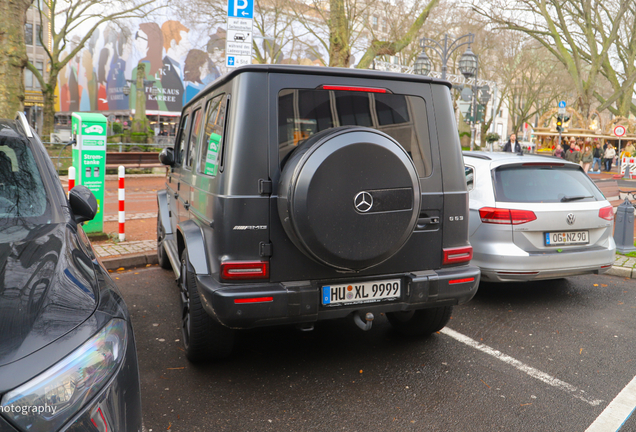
[71,112,107,234]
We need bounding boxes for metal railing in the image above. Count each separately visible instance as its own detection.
[44,141,173,171]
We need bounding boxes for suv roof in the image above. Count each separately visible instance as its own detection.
[183,64,453,111]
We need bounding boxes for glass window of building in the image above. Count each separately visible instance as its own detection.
[35,24,43,46]
[25,23,33,45]
[24,69,33,89]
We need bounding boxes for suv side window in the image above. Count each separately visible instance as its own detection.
[185,108,203,170]
[175,114,190,165]
[198,94,227,177]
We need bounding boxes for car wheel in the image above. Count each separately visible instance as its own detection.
[179,250,234,362]
[157,216,171,270]
[278,126,421,271]
[386,306,453,337]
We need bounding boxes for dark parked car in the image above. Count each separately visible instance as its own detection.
[0,114,142,432]
[157,65,480,361]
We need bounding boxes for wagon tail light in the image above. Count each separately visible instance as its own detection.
[443,246,473,265]
[220,261,269,280]
[479,207,537,225]
[598,206,614,221]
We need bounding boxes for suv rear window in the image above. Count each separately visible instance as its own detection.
[493,165,605,203]
[278,89,432,177]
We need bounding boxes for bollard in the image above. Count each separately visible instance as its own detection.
[624,163,631,179]
[118,166,125,242]
[68,166,75,198]
[613,198,636,253]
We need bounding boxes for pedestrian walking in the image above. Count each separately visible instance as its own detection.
[591,142,602,173]
[624,141,635,157]
[581,145,593,173]
[553,144,564,158]
[502,133,521,153]
[604,145,616,172]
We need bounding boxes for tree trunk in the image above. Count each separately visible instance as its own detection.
[328,0,350,67]
[0,0,32,119]
[41,85,56,137]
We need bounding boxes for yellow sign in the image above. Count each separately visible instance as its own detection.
[24,90,44,107]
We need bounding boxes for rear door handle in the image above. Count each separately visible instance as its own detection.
[184,202,190,210]
[174,192,179,199]
[417,217,439,229]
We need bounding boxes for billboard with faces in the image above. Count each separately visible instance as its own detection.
[57,20,226,115]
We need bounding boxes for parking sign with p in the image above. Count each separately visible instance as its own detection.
[228,0,253,18]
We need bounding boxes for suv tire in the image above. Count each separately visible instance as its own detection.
[386,306,453,336]
[179,250,234,361]
[278,126,421,271]
[157,216,171,270]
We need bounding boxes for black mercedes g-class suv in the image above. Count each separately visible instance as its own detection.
[157,65,479,361]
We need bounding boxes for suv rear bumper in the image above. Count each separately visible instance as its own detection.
[195,265,480,329]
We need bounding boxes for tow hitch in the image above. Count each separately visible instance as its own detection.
[353,311,374,331]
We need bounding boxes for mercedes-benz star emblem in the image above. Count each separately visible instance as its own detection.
[566,213,576,225]
[354,191,373,213]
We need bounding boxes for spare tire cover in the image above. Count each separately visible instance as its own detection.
[278,126,421,271]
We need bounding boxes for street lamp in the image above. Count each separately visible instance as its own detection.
[413,33,475,80]
[413,51,431,76]
[458,47,478,79]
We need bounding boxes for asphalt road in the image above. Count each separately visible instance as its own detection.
[116,267,636,432]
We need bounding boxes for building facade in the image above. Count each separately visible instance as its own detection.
[24,3,50,134]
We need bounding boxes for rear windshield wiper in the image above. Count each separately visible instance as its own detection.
[561,195,593,202]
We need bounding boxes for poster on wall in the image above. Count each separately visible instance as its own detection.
[57,20,226,115]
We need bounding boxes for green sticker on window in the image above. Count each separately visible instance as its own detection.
[204,132,222,176]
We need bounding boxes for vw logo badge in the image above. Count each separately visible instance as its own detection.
[354,191,373,213]
[566,213,575,225]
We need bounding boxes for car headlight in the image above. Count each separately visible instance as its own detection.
[0,319,127,432]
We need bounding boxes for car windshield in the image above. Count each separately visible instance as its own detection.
[0,132,51,222]
[493,164,605,203]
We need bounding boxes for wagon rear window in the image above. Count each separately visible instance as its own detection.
[493,165,604,203]
[278,89,432,177]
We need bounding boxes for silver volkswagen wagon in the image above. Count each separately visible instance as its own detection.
[463,151,616,282]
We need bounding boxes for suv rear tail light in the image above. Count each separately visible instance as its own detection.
[221,261,269,280]
[479,207,537,225]
[598,206,614,221]
[443,246,473,265]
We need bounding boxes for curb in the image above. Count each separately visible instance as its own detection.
[607,266,635,278]
[100,252,159,270]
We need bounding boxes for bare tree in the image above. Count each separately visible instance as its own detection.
[591,1,636,117]
[471,0,630,120]
[356,0,439,69]
[0,0,33,118]
[28,0,164,136]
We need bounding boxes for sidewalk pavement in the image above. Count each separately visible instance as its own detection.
[608,255,636,279]
[95,239,159,271]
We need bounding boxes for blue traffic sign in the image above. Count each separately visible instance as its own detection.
[558,101,566,108]
[228,0,254,18]
[227,56,235,66]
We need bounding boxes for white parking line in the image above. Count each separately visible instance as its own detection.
[585,376,636,432]
[440,327,603,406]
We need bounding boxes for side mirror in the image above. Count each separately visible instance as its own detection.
[69,185,97,224]
[159,147,175,166]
